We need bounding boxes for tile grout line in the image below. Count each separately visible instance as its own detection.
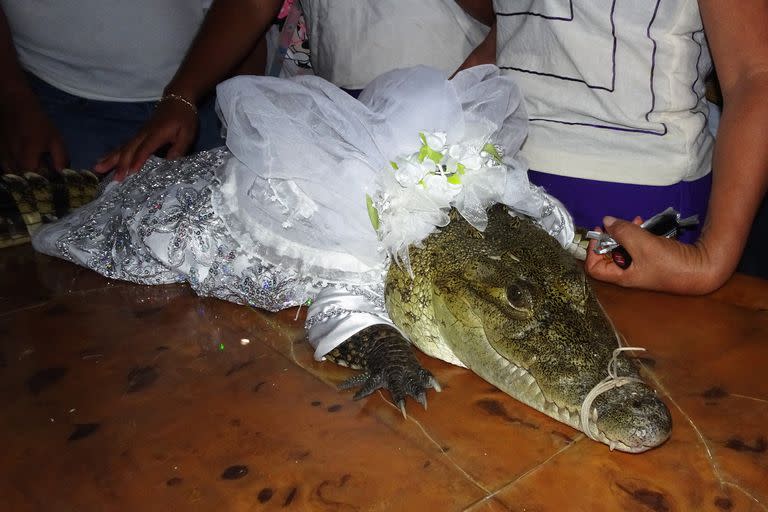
[376,391,492,496]
[255,306,594,508]
[462,438,581,512]
[642,367,727,488]
[729,393,768,405]
[723,481,768,511]
[634,354,765,505]
[635,338,766,506]
[256,312,496,499]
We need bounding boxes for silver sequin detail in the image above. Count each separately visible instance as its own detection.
[34,148,384,312]
[304,304,384,330]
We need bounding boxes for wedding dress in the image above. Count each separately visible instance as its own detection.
[32,65,574,360]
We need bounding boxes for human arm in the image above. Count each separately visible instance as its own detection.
[454,0,495,26]
[0,6,67,172]
[453,0,496,74]
[94,0,283,180]
[585,0,768,294]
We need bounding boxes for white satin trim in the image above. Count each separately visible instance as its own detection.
[306,287,408,361]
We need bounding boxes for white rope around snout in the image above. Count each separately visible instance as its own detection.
[579,346,646,444]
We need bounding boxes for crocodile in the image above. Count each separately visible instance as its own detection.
[330,204,672,453]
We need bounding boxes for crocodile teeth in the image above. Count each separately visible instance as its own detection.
[545,401,560,417]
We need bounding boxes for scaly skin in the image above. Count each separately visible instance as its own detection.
[329,325,440,415]
[383,205,671,453]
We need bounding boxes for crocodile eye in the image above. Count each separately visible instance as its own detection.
[506,283,530,311]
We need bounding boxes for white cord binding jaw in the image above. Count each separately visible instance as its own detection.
[579,346,646,450]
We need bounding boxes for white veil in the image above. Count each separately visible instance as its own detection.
[212,65,570,289]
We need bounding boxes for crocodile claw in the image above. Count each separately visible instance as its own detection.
[333,325,441,414]
[338,363,440,413]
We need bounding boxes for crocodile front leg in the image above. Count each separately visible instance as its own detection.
[326,324,441,415]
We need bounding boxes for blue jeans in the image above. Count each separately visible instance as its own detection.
[27,73,223,170]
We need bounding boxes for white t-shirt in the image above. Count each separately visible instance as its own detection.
[300,0,488,90]
[495,0,714,186]
[2,0,211,102]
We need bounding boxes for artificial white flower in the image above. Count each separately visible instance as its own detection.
[392,155,430,187]
[422,173,462,205]
[445,142,485,171]
[368,131,521,270]
[422,131,447,150]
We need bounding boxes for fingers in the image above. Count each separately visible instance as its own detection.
[116,138,145,180]
[585,240,626,282]
[98,133,153,182]
[602,215,655,253]
[131,125,194,169]
[94,104,198,179]
[93,150,120,174]
[585,217,648,285]
[130,136,160,172]
[113,166,128,183]
[98,144,132,182]
[164,132,195,161]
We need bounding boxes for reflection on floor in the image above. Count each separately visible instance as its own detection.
[1,244,767,511]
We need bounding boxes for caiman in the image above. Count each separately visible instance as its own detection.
[328,204,672,453]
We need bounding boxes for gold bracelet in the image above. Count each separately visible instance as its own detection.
[158,93,198,115]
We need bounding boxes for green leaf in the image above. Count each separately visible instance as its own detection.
[482,143,502,163]
[366,194,380,230]
[418,132,444,164]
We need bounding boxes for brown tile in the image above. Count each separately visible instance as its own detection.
[2,245,768,511]
[482,429,762,511]
[710,273,768,312]
[0,288,487,511]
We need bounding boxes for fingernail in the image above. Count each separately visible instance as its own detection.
[603,216,617,227]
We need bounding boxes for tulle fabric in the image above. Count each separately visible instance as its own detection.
[211,65,553,291]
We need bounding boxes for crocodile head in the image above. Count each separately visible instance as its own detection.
[385,205,672,453]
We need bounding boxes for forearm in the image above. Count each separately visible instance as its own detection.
[165,0,282,102]
[454,0,495,26]
[455,22,496,73]
[699,72,768,284]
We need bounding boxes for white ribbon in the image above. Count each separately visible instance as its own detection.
[306,287,409,360]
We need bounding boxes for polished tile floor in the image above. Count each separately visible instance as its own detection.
[2,244,767,511]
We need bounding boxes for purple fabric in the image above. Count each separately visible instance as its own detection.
[342,88,363,99]
[528,170,712,243]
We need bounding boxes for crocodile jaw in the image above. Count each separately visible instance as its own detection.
[481,352,669,453]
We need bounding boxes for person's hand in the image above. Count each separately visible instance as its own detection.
[0,95,67,173]
[93,97,199,181]
[585,216,730,295]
